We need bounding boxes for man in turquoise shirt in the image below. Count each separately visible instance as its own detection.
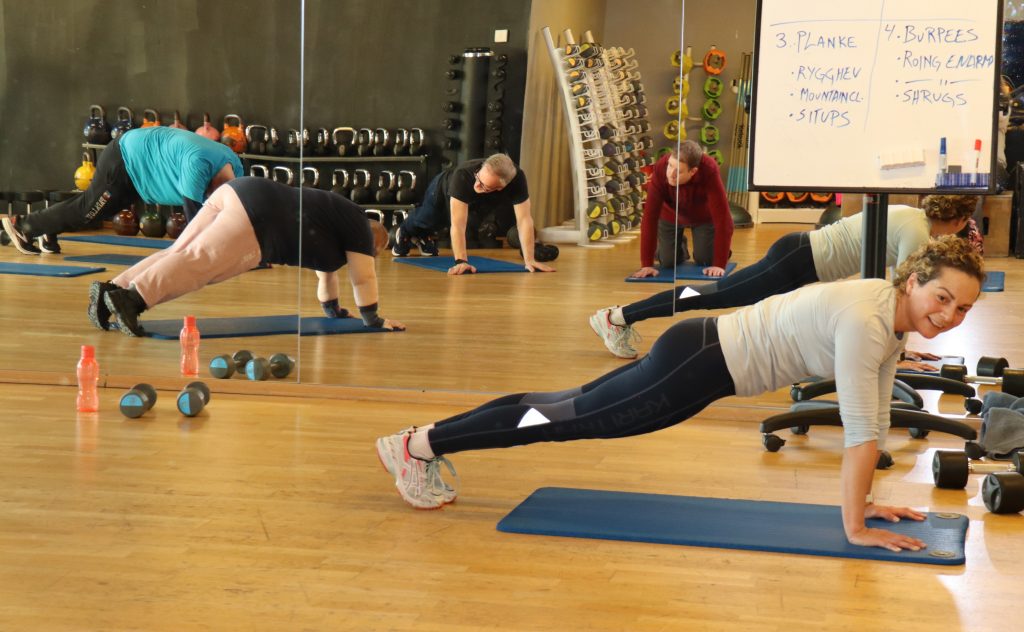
[2,126,243,254]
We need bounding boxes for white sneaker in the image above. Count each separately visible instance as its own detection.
[376,430,459,509]
[589,307,641,359]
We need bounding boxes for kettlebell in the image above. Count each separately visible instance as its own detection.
[356,128,374,156]
[395,171,418,204]
[83,105,110,144]
[195,112,220,141]
[112,206,139,236]
[375,171,396,203]
[332,127,356,157]
[110,106,135,140]
[313,128,330,156]
[169,110,188,130]
[301,166,320,188]
[73,152,96,191]
[392,128,409,155]
[372,128,391,156]
[408,128,425,155]
[266,127,285,156]
[350,169,372,204]
[141,108,161,127]
[285,129,302,157]
[220,114,247,153]
[249,164,269,178]
[245,124,268,155]
[331,169,352,198]
[139,205,166,238]
[165,209,187,238]
[272,166,295,186]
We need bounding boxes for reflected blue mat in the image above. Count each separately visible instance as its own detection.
[983,271,1004,292]
[64,253,145,266]
[497,487,968,566]
[394,255,525,273]
[625,261,737,282]
[62,234,170,249]
[0,261,105,277]
[128,314,389,340]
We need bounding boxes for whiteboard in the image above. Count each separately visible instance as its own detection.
[748,0,1002,193]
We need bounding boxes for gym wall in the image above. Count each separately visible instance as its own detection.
[0,0,531,191]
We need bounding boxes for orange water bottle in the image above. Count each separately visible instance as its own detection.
[180,315,200,377]
[76,345,99,412]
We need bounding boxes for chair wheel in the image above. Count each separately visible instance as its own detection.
[762,433,785,452]
[908,427,930,439]
[876,450,894,470]
[964,441,985,460]
[965,398,983,415]
[789,425,809,435]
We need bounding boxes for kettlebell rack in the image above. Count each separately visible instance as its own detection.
[541,27,654,247]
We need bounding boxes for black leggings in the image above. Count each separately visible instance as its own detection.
[22,138,139,238]
[622,231,819,324]
[428,318,736,456]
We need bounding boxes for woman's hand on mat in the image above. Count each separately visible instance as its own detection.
[382,318,406,331]
[525,261,555,273]
[702,266,726,277]
[447,262,477,275]
[905,349,941,361]
[864,503,927,523]
[631,267,660,278]
[847,526,927,552]
[897,360,937,372]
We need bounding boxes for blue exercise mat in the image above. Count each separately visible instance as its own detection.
[61,234,171,249]
[0,261,105,277]
[394,256,526,273]
[497,487,968,566]
[625,262,737,283]
[124,314,389,339]
[982,271,1004,292]
[64,253,145,266]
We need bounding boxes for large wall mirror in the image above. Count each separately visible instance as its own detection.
[0,1,303,385]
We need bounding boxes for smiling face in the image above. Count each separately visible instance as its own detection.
[899,268,981,338]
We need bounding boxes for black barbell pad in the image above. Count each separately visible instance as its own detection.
[977,356,1009,378]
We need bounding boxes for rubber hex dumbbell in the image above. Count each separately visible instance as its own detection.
[932,450,1024,489]
[939,359,1024,396]
[176,381,211,417]
[209,350,254,378]
[119,383,158,418]
[245,353,295,381]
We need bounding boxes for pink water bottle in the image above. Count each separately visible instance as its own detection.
[76,345,99,412]
[180,315,200,377]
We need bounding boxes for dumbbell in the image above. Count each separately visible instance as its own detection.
[245,353,295,380]
[932,450,1024,489]
[119,383,158,418]
[209,350,255,379]
[981,472,1024,514]
[939,359,1024,396]
[176,381,211,417]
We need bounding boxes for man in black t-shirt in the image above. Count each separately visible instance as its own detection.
[87,177,404,337]
[392,153,555,275]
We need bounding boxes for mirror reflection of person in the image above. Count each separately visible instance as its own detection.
[594,195,980,361]
[377,237,984,554]
[391,153,555,275]
[632,140,734,279]
[88,177,402,337]
[2,126,242,255]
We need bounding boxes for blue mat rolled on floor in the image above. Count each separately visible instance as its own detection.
[497,487,967,566]
[61,234,171,249]
[982,271,1004,292]
[64,253,145,266]
[625,262,737,283]
[124,314,390,339]
[394,256,526,273]
[0,261,105,277]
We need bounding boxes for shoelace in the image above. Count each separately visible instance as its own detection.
[425,456,460,499]
[614,324,642,352]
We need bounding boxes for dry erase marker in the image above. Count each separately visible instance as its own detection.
[939,138,947,174]
[974,139,982,172]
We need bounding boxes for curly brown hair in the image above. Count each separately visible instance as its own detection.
[892,235,985,290]
[920,195,978,222]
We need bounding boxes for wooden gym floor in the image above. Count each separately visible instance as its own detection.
[0,222,1023,630]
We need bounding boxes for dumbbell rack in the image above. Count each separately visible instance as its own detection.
[541,27,653,247]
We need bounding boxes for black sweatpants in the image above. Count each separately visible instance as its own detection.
[428,318,736,456]
[22,138,139,238]
[622,231,819,324]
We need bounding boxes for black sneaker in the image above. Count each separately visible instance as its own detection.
[104,288,147,337]
[1,215,41,254]
[417,236,439,257]
[88,281,119,331]
[391,225,412,257]
[37,234,61,254]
